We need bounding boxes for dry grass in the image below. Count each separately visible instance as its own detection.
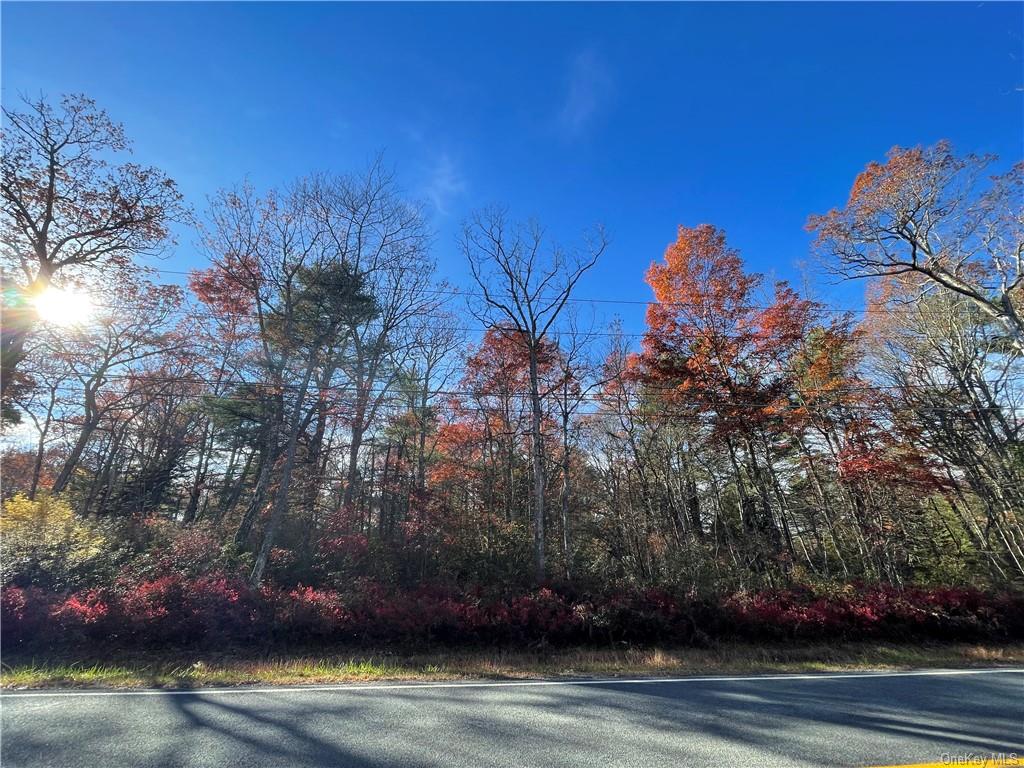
[3,642,1022,690]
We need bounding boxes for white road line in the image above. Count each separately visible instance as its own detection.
[2,667,1021,699]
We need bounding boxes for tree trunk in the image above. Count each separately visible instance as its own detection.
[51,392,99,494]
[1,272,50,405]
[416,386,430,492]
[343,422,365,510]
[528,346,546,581]
[183,421,214,524]
[559,410,572,581]
[28,390,58,500]
[250,360,317,586]
[234,441,277,548]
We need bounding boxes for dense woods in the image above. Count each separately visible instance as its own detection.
[2,96,1022,648]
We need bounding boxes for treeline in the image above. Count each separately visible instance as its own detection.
[1,94,1022,623]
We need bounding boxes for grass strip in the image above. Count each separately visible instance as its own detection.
[3,642,1021,690]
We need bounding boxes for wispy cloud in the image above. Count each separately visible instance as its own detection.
[558,48,613,138]
[424,152,466,216]
[329,116,349,141]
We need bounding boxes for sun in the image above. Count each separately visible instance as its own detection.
[31,285,95,327]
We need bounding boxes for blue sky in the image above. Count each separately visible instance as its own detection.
[3,1,1022,336]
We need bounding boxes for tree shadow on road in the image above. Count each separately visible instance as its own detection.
[4,671,1021,767]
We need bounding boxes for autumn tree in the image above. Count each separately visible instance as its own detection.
[311,164,435,512]
[808,142,1023,354]
[1,94,184,405]
[860,275,1024,579]
[462,208,606,580]
[196,180,378,586]
[404,313,465,493]
[640,224,831,580]
[457,327,552,527]
[45,278,186,495]
[588,324,708,586]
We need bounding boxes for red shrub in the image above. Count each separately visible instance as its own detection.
[3,581,1020,649]
[190,575,262,640]
[272,585,350,639]
[988,592,1024,637]
[1,586,29,624]
[720,585,1015,642]
[1,586,55,645]
[53,590,111,637]
[364,589,481,644]
[126,521,234,580]
[113,573,259,644]
[507,588,583,643]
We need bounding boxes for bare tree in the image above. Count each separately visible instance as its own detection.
[311,163,434,512]
[548,310,599,581]
[47,278,185,494]
[406,310,465,492]
[10,337,72,499]
[462,208,606,579]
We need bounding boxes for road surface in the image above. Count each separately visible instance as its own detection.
[2,669,1022,767]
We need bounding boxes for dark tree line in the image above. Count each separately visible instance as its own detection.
[3,95,1021,595]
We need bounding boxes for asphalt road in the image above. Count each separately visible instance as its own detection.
[2,669,1022,768]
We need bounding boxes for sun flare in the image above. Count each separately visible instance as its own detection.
[31,285,95,327]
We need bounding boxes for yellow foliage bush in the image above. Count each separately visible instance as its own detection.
[0,493,107,587]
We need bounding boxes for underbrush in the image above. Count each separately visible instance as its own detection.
[3,579,1022,651]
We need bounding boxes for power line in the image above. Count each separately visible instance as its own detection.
[15,375,1024,413]
[43,298,854,341]
[16,365,1024,395]
[121,263,878,315]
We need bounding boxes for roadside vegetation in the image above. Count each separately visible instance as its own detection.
[1,95,1021,679]
[5,643,1022,690]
